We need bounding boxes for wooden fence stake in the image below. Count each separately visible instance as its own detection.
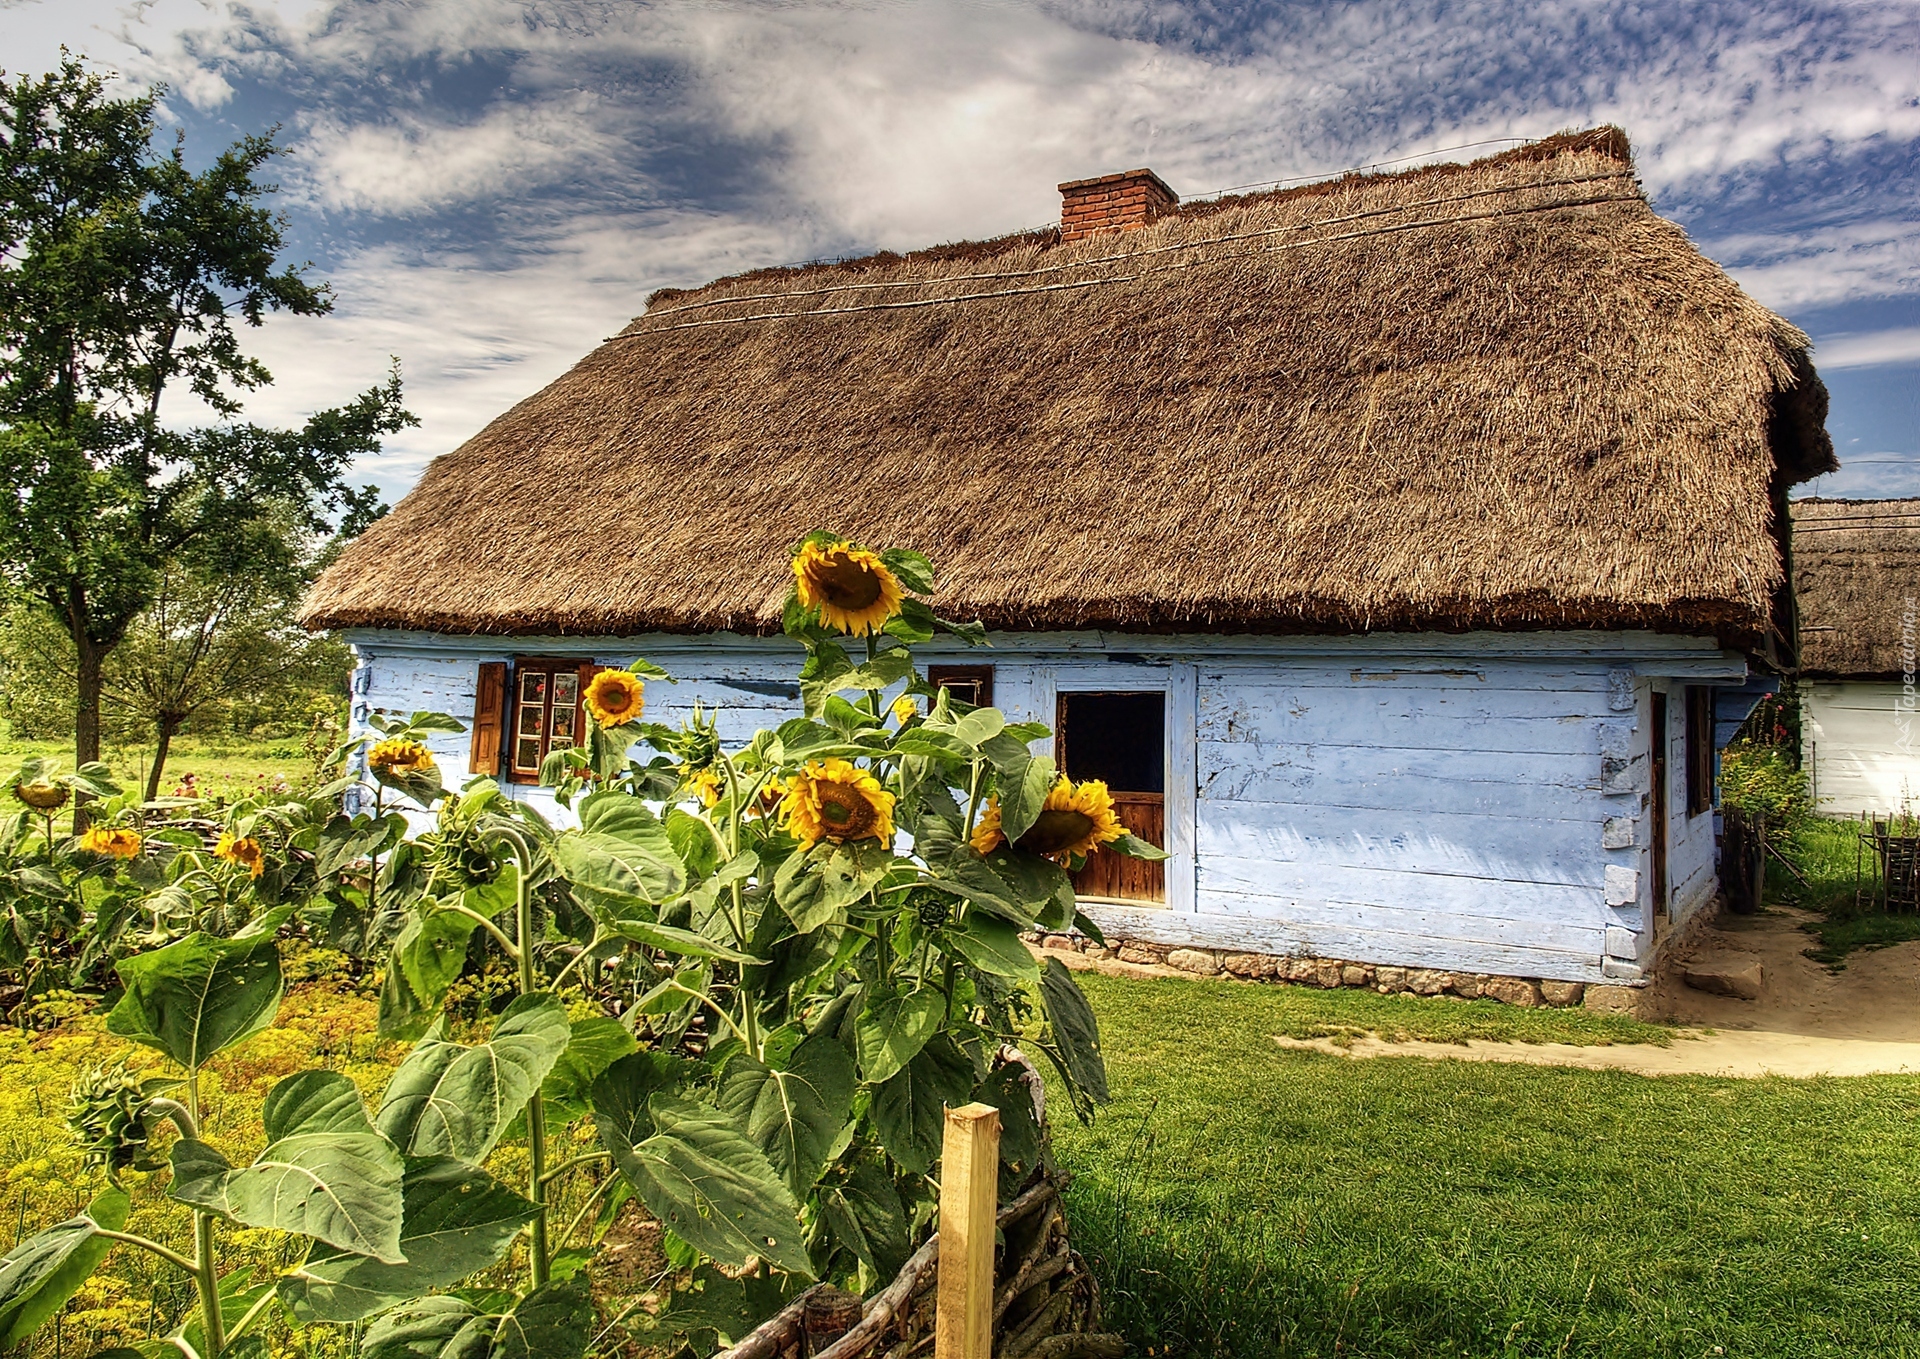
[936,1102,1001,1359]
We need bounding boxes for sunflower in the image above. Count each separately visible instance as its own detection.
[792,540,905,636]
[890,695,918,725]
[780,759,896,848]
[215,833,266,879]
[13,781,68,812]
[79,827,142,860]
[584,670,646,728]
[748,777,786,819]
[970,778,1125,866]
[685,768,724,808]
[369,738,435,775]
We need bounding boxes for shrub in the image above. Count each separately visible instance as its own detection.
[1720,741,1813,838]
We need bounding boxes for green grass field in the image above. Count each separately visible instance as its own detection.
[0,725,313,802]
[1051,972,1920,1359]
[1779,816,1920,964]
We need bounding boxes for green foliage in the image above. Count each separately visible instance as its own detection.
[1720,741,1814,836]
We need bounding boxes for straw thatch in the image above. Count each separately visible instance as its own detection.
[1791,498,1920,677]
[302,128,1834,647]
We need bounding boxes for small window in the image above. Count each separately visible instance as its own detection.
[508,658,593,784]
[927,665,994,708]
[1684,685,1715,818]
[1057,691,1164,793]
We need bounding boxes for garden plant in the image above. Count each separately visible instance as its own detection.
[0,535,1149,1358]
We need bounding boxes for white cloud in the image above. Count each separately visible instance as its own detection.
[1813,327,1920,371]
[1709,220,1920,312]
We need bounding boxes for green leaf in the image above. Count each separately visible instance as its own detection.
[993,751,1058,845]
[821,1160,910,1278]
[717,1034,856,1197]
[664,807,721,880]
[0,1188,128,1347]
[1109,831,1170,860]
[360,1280,593,1359]
[854,986,946,1084]
[279,1157,538,1323]
[1040,959,1110,1106]
[882,597,936,644]
[609,917,756,964]
[589,1049,694,1153]
[973,1064,1043,1176]
[944,914,1041,982]
[646,1265,802,1351]
[170,1071,407,1262]
[107,924,284,1071]
[314,812,406,880]
[879,547,936,593]
[392,904,482,1014]
[609,1095,812,1278]
[377,995,572,1162]
[552,810,685,916]
[540,1017,639,1122]
[869,1035,975,1175]
[776,842,898,935]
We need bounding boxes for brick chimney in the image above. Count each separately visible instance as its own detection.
[1057,168,1178,242]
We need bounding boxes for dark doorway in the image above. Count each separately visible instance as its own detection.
[1056,691,1166,903]
[1650,691,1669,918]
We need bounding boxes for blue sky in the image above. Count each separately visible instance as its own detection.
[4,0,1916,506]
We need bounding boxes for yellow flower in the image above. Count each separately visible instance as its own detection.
[13,782,68,812]
[780,759,896,848]
[79,828,142,860]
[970,778,1125,866]
[890,695,918,725]
[584,670,646,728]
[792,540,905,637]
[686,768,724,808]
[215,833,266,879]
[748,777,786,819]
[369,738,434,774]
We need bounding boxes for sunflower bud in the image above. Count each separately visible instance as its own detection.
[13,781,69,812]
[68,1063,174,1183]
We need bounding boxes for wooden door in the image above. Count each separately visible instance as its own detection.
[1650,691,1669,916]
[1073,793,1164,902]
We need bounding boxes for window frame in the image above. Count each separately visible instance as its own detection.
[927,664,995,709]
[1683,684,1716,818]
[505,657,592,785]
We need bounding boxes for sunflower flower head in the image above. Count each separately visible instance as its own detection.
[685,768,724,808]
[13,781,68,813]
[215,833,266,879]
[748,777,786,820]
[80,827,142,860]
[369,738,434,775]
[890,695,918,725]
[792,540,905,637]
[584,670,646,728]
[779,759,896,848]
[971,778,1124,866]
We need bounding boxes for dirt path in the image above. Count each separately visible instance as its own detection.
[1051,907,1920,1078]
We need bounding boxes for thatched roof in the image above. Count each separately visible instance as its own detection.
[1791,498,1920,677]
[302,128,1834,647]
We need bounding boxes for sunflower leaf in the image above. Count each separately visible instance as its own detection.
[878,548,936,593]
[993,752,1057,846]
[1109,831,1170,860]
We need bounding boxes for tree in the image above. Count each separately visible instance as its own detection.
[0,55,410,780]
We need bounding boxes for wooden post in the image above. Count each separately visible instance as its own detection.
[936,1102,1000,1359]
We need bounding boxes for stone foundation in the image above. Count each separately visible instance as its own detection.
[1033,933,1614,1011]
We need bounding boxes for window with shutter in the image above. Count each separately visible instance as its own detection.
[505,657,594,785]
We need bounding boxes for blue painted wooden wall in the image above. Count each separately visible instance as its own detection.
[346,628,1750,984]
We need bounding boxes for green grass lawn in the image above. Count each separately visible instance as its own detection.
[1051,972,1920,1358]
[1781,816,1920,965]
[0,724,313,801]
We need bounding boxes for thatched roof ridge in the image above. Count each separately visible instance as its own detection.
[1792,498,1920,677]
[303,127,1835,644]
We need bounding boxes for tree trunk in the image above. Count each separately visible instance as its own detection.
[145,715,182,804]
[73,636,107,832]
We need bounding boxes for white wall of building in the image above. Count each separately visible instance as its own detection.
[1804,681,1920,816]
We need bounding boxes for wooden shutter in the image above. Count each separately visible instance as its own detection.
[469,661,508,774]
[577,662,606,747]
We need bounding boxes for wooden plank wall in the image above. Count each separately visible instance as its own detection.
[346,629,1747,982]
[1804,681,1920,815]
